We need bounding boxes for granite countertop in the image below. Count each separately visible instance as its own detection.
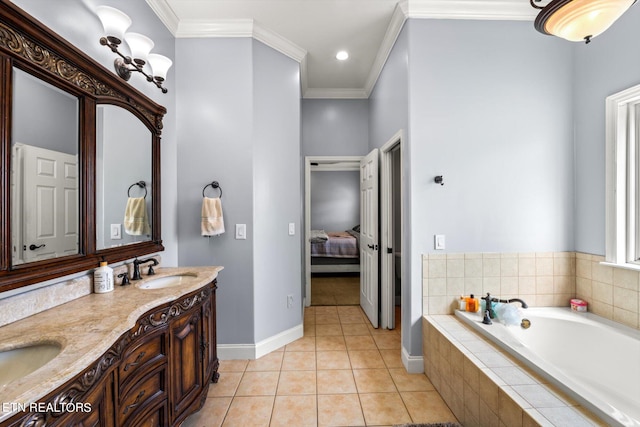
[0,266,223,422]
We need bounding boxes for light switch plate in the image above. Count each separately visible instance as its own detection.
[235,224,247,240]
[435,234,445,250]
[110,224,122,240]
[288,223,295,236]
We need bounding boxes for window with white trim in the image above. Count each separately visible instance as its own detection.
[605,83,640,267]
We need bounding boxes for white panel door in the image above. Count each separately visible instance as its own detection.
[21,144,78,263]
[360,149,379,327]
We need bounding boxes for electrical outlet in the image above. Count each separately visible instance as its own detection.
[287,294,293,309]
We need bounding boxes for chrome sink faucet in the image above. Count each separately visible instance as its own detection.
[132,257,159,280]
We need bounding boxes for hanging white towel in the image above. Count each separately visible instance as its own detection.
[124,197,151,235]
[202,197,225,236]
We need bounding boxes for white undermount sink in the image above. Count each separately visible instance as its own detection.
[0,342,62,387]
[137,273,197,290]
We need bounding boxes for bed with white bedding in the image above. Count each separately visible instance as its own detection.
[310,229,360,273]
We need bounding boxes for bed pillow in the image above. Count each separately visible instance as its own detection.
[310,229,329,243]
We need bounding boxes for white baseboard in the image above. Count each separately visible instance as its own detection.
[217,323,304,360]
[402,346,424,374]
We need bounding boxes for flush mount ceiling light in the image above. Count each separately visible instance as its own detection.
[96,5,172,93]
[336,50,349,61]
[531,0,636,44]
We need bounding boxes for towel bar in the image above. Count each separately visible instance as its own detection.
[127,181,147,198]
[202,181,222,198]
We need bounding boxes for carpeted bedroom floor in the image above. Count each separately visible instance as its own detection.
[310,274,360,306]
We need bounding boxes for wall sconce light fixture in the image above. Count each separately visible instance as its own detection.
[96,5,172,93]
[530,0,636,44]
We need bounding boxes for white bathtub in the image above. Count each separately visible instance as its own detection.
[455,307,640,427]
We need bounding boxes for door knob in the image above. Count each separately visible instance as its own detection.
[28,244,46,250]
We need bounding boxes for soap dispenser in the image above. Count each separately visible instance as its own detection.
[94,260,114,293]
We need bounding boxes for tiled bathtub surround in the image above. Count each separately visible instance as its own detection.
[575,253,640,329]
[422,252,576,316]
[422,315,605,427]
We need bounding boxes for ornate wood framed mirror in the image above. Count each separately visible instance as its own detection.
[0,1,165,292]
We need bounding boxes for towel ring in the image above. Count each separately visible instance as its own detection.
[128,181,148,198]
[202,181,222,198]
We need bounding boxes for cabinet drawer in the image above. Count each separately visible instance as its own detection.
[119,366,167,425]
[119,331,166,387]
[122,399,168,427]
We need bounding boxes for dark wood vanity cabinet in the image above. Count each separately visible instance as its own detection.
[169,306,203,422]
[2,280,219,427]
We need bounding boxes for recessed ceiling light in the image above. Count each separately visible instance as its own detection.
[336,50,349,61]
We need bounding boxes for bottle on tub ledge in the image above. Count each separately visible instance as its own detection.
[94,259,114,293]
[570,298,588,312]
[465,294,479,312]
[458,294,479,312]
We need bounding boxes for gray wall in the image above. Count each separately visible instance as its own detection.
[252,40,302,342]
[176,37,255,345]
[13,0,179,266]
[573,5,640,256]
[310,171,360,231]
[370,19,574,357]
[302,99,369,156]
[368,23,413,354]
[175,38,302,346]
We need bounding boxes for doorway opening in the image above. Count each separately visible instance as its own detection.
[304,157,362,307]
[380,130,403,330]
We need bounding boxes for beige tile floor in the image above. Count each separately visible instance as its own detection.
[182,306,458,427]
[310,275,360,306]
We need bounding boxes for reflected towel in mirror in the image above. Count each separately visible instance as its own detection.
[202,197,225,236]
[124,197,151,235]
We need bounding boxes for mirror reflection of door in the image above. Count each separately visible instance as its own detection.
[10,68,80,266]
[12,144,78,264]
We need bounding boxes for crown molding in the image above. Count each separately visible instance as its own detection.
[408,0,538,21]
[174,19,253,38]
[363,0,409,98]
[174,19,306,63]
[145,0,180,35]
[252,24,307,62]
[146,0,539,99]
